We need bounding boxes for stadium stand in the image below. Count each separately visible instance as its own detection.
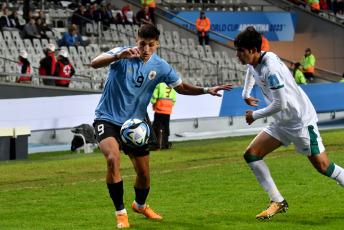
[0,0,343,91]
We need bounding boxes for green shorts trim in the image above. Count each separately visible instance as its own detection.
[308,125,320,155]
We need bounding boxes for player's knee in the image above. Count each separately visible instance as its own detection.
[136,170,150,181]
[105,152,120,170]
[243,152,263,164]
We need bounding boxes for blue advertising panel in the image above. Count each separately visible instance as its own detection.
[166,12,297,41]
[219,83,344,117]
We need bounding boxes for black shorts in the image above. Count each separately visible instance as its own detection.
[93,120,150,157]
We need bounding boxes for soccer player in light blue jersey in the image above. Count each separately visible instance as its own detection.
[91,24,232,228]
[234,26,344,220]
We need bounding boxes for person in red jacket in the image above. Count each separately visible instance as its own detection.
[39,43,57,86]
[196,11,211,45]
[54,50,75,87]
[16,50,32,84]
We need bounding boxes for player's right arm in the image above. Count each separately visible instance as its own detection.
[242,69,256,104]
[174,81,232,97]
[91,47,141,69]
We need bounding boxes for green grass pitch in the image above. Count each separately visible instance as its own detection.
[1,129,344,229]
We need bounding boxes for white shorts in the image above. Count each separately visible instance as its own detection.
[263,122,325,156]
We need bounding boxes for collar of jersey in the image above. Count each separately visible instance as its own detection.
[258,52,267,64]
[140,53,154,63]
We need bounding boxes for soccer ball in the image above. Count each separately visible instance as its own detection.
[120,119,150,148]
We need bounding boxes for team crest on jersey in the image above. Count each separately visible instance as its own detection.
[268,74,279,87]
[148,70,156,80]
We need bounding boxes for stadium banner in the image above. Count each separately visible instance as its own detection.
[0,83,343,131]
[165,12,297,41]
[219,83,344,116]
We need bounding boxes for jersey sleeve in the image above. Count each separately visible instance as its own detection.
[106,47,129,66]
[253,71,287,120]
[266,71,284,89]
[242,69,255,99]
[162,63,182,88]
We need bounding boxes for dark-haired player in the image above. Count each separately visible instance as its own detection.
[234,26,344,220]
[91,24,232,228]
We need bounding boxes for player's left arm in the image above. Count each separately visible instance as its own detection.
[174,81,232,97]
[91,47,140,69]
[246,73,287,125]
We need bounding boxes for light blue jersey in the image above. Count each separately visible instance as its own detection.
[95,46,182,126]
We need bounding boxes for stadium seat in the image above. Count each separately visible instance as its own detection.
[46,31,54,39]
[117,24,126,35]
[48,9,59,27]
[23,39,33,48]
[68,46,78,57]
[187,38,196,51]
[86,23,95,36]
[2,31,12,41]
[133,24,139,36]
[32,39,43,50]
[15,39,25,50]
[125,24,134,37]
[41,39,49,49]
[158,34,167,48]
[196,45,207,60]
[156,24,164,34]
[78,46,86,56]
[11,31,21,41]
[6,40,16,49]
[0,40,8,50]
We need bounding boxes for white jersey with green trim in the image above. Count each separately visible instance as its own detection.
[242,52,317,129]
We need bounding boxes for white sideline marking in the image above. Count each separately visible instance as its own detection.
[0,163,222,193]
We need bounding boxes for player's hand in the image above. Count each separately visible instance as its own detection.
[244,96,260,106]
[246,110,255,125]
[208,84,233,97]
[118,47,141,59]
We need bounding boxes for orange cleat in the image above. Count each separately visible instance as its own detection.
[132,202,163,219]
[117,213,130,228]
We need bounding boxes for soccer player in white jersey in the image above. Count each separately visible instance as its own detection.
[234,26,344,220]
[91,24,232,228]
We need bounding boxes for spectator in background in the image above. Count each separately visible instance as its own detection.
[0,3,6,17]
[54,50,75,87]
[141,0,155,24]
[72,4,86,35]
[320,0,328,9]
[196,11,210,46]
[22,17,41,40]
[151,82,176,149]
[301,48,316,82]
[122,3,139,25]
[105,3,116,24]
[333,0,344,14]
[293,62,307,85]
[39,44,57,86]
[36,17,50,39]
[337,9,344,24]
[308,0,320,13]
[24,10,33,24]
[85,5,96,22]
[340,73,344,82]
[38,10,51,31]
[1,8,21,31]
[94,4,111,30]
[327,0,334,11]
[59,25,85,47]
[260,32,269,52]
[16,50,32,84]
[136,4,153,26]
[9,11,23,31]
